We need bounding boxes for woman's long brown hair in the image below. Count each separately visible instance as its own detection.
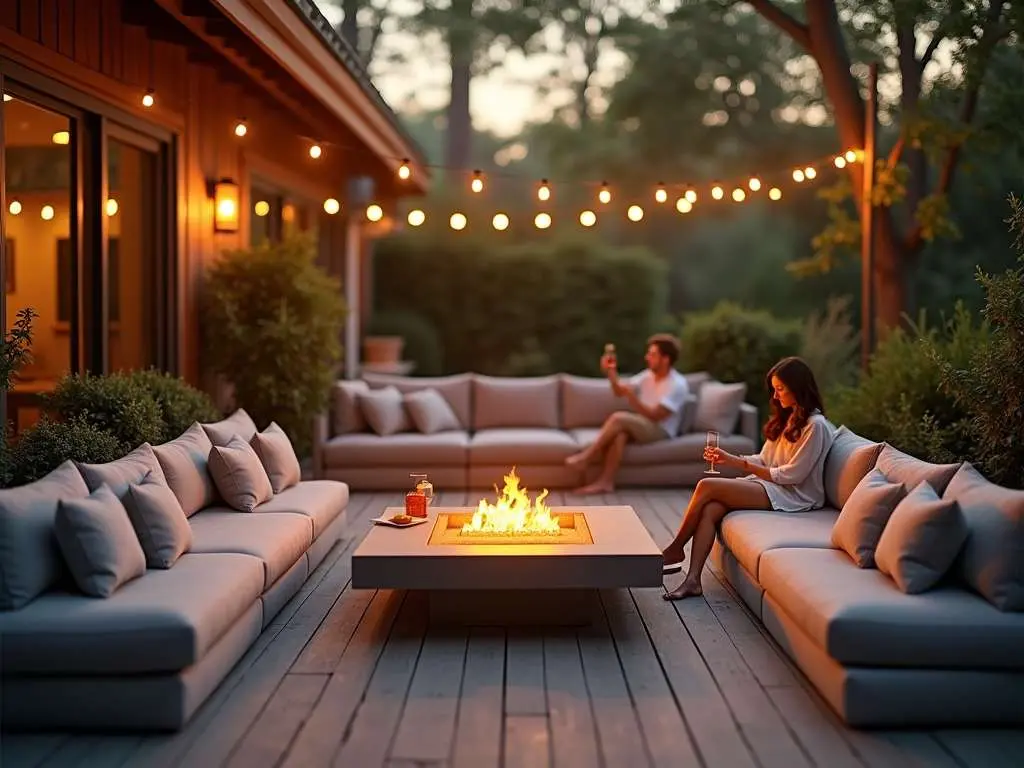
[763,356,825,443]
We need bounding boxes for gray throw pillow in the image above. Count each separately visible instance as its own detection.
[208,435,274,512]
[831,468,907,568]
[251,422,302,493]
[404,388,461,434]
[693,382,747,435]
[77,442,167,499]
[54,485,146,598]
[202,408,259,447]
[875,480,968,594]
[123,472,192,569]
[359,386,411,436]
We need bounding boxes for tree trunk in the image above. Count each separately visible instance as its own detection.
[445,0,474,177]
[341,0,359,51]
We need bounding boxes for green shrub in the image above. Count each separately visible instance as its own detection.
[45,373,164,451]
[366,310,444,376]
[123,369,221,442]
[799,296,859,396]
[2,416,125,487]
[829,304,986,464]
[203,233,346,454]
[1,307,38,392]
[373,232,667,375]
[678,302,802,414]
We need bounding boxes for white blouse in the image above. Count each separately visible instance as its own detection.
[741,412,836,512]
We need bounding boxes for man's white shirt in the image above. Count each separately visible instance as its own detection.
[629,369,690,437]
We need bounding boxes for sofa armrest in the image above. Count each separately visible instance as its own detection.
[311,412,329,479]
[738,403,759,445]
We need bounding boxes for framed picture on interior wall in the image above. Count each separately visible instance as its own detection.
[4,239,13,293]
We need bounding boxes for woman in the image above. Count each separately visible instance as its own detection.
[662,356,835,601]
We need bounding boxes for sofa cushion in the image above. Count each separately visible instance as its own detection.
[251,422,302,493]
[324,432,469,468]
[188,510,311,590]
[469,429,579,464]
[570,429,754,465]
[153,422,217,517]
[123,471,192,569]
[718,508,839,581]
[823,425,883,510]
[759,547,1024,669]
[693,381,747,435]
[363,372,472,429]
[202,408,259,446]
[359,386,412,436]
[0,461,89,611]
[560,375,625,429]
[332,379,370,435]
[875,443,962,496]
[255,480,349,539]
[0,552,264,674]
[54,485,147,599]
[944,462,1024,611]
[473,375,560,429]
[404,388,461,434]
[208,435,274,513]
[77,442,167,499]
[875,480,968,594]
[831,468,907,568]
[683,371,713,393]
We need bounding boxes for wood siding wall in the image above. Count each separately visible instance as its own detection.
[1,0,373,386]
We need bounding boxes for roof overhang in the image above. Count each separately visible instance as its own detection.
[209,0,429,193]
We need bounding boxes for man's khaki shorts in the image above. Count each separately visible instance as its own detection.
[613,411,669,444]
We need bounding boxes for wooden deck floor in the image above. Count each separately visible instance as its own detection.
[4,489,1023,768]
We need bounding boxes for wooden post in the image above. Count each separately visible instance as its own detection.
[860,62,878,371]
[344,215,361,381]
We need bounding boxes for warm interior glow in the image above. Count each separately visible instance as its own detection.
[463,469,559,536]
[492,212,509,230]
[254,200,270,217]
[51,131,69,145]
[408,209,425,226]
[579,210,596,227]
[323,198,340,215]
[627,204,644,221]
[105,198,119,217]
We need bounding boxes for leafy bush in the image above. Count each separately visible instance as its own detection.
[937,195,1024,488]
[203,233,346,454]
[366,310,444,376]
[678,302,802,414]
[829,304,987,464]
[45,373,164,451]
[1,307,37,392]
[373,233,667,375]
[799,296,859,396]
[2,416,125,487]
[123,369,221,443]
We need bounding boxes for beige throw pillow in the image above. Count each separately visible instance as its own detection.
[153,422,217,517]
[122,471,192,569]
[831,468,906,567]
[208,435,274,512]
[875,480,968,594]
[202,408,259,447]
[77,443,167,499]
[359,386,411,436]
[54,485,146,598]
[404,388,461,434]
[823,425,884,509]
[693,382,747,435]
[251,422,302,493]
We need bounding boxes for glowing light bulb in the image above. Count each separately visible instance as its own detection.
[470,171,484,193]
[234,121,247,137]
[655,185,668,203]
[492,213,510,230]
[732,188,746,202]
[51,131,70,145]
[535,212,552,229]
[8,200,22,215]
[323,198,340,215]
[627,205,644,222]
[805,167,817,179]
[834,155,847,168]
[792,169,805,182]
[685,188,697,204]
[407,209,426,226]
[675,197,692,214]
[579,210,596,227]
[748,177,762,192]
[398,161,411,180]
[41,205,55,221]
[2,94,11,102]
[769,187,782,200]
[845,149,858,163]
[105,198,119,216]
[711,185,724,200]
[538,180,551,201]
[309,144,322,159]
[450,212,467,230]
[141,90,155,108]
[254,200,270,217]
[366,204,383,222]
[598,183,611,204]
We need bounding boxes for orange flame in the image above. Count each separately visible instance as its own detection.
[463,468,559,535]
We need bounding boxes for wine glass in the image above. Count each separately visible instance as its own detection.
[705,431,721,474]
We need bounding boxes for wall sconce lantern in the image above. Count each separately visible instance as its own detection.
[213,178,240,233]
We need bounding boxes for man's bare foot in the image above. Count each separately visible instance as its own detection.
[565,452,590,468]
[662,580,703,601]
[573,481,614,495]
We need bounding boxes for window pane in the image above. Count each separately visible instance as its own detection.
[4,94,75,431]
[107,139,158,371]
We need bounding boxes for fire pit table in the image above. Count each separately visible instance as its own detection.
[351,473,663,626]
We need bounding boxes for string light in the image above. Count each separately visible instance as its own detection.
[398,160,411,180]
[655,184,668,203]
[366,204,383,222]
[323,198,340,215]
[845,149,858,163]
[598,183,611,204]
[732,188,746,202]
[579,210,596,227]
[834,155,847,168]
[769,187,782,200]
[234,120,248,137]
[450,212,467,230]
[627,205,644,222]
[804,167,817,180]
[493,213,510,231]
[105,198,119,216]
[711,184,724,200]
[748,177,761,192]
[792,169,805,182]
[538,180,551,201]
[535,212,552,229]
[8,200,22,215]
[309,144,323,159]
[40,205,55,221]
[141,89,155,108]
[2,94,11,102]
[685,188,697,204]
[470,170,484,193]
[407,209,425,226]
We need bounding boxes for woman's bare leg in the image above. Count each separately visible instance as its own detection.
[664,502,726,599]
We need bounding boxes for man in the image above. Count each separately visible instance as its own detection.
[565,333,690,494]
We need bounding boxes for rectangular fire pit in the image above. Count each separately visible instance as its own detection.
[352,505,663,626]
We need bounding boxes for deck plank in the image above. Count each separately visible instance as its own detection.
[544,632,601,768]
[451,627,506,768]
[505,631,547,715]
[504,715,551,768]
[1,735,68,768]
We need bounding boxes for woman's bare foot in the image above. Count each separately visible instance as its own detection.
[573,481,614,495]
[662,579,703,601]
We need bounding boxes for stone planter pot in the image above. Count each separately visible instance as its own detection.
[363,335,404,365]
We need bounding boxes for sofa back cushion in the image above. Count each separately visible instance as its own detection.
[202,409,259,447]
[683,371,713,394]
[693,382,747,435]
[943,462,1024,611]
[560,375,624,429]
[153,422,217,517]
[0,461,90,611]
[875,443,962,496]
[363,372,472,428]
[332,380,370,435]
[77,443,167,499]
[823,426,883,509]
[473,375,559,429]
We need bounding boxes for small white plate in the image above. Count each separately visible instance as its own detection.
[372,515,430,529]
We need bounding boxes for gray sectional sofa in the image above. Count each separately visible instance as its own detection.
[711,425,1024,727]
[312,371,760,490]
[0,409,349,731]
